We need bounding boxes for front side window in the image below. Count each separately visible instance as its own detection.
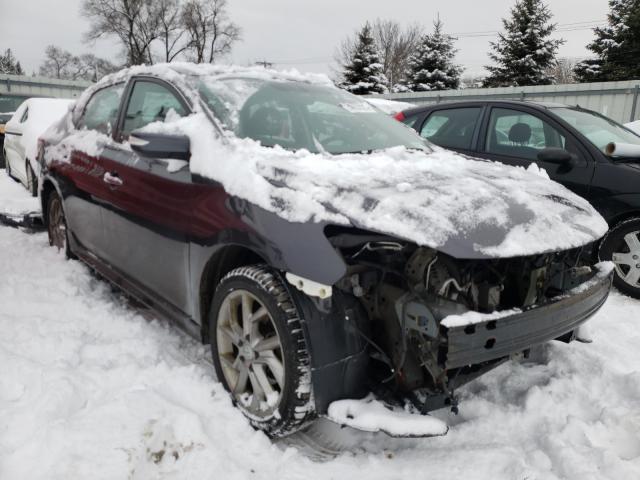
[198,78,429,155]
[486,108,565,160]
[122,81,187,136]
[77,84,124,135]
[420,108,482,150]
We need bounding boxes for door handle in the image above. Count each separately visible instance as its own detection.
[103,171,123,187]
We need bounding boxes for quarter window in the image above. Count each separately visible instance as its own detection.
[486,108,566,160]
[122,81,187,137]
[77,84,124,135]
[20,107,29,123]
[420,108,482,150]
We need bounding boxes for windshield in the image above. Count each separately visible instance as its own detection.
[198,78,429,154]
[552,107,640,152]
[0,95,29,115]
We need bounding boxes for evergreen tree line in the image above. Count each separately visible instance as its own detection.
[338,0,640,95]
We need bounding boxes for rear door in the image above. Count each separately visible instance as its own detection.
[100,78,193,313]
[4,104,28,182]
[415,106,485,155]
[60,84,125,257]
[476,105,594,198]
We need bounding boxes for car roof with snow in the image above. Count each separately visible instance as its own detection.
[399,99,570,116]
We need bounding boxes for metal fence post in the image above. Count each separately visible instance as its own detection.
[630,85,640,122]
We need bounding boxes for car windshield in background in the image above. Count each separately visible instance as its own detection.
[552,107,640,153]
[198,78,429,155]
[0,95,29,115]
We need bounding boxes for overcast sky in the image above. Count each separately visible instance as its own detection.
[1,0,610,78]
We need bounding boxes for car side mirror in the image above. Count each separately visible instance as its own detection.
[129,130,190,161]
[537,147,575,166]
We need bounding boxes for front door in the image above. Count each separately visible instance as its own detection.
[100,78,193,314]
[476,106,594,198]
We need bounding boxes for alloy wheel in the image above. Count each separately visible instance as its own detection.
[611,230,640,289]
[216,289,285,417]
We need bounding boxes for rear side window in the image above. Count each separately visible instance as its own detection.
[122,81,187,136]
[77,84,124,135]
[420,108,482,150]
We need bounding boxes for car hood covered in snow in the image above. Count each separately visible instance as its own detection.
[243,145,608,259]
[42,63,608,259]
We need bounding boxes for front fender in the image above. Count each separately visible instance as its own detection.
[591,193,640,226]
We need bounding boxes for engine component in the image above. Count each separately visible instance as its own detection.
[394,294,438,338]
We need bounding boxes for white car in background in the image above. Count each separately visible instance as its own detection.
[3,98,74,196]
[625,119,640,135]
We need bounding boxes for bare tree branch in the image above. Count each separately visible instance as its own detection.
[39,45,118,81]
[182,0,241,64]
[81,0,160,66]
[334,20,424,89]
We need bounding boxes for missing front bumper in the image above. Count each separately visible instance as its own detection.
[443,272,613,369]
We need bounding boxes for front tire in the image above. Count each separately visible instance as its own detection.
[209,265,314,437]
[600,218,640,299]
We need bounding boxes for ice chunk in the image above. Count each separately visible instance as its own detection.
[327,395,448,437]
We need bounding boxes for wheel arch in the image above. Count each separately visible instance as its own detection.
[40,178,58,226]
[198,244,266,343]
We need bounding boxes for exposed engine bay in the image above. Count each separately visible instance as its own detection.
[326,228,604,413]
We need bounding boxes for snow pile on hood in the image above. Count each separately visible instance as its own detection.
[144,110,606,257]
[624,119,640,135]
[42,63,608,258]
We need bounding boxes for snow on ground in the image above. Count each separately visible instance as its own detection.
[1,226,640,480]
[0,169,39,217]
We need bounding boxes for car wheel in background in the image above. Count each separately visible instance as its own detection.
[209,265,314,437]
[6,156,14,179]
[26,161,37,197]
[46,190,72,258]
[600,218,640,299]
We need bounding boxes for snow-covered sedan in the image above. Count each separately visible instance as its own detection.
[3,98,74,196]
[38,64,613,438]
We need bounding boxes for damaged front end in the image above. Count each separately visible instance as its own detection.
[319,227,612,432]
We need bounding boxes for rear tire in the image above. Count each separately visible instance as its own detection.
[26,161,37,197]
[209,265,315,437]
[6,157,13,179]
[46,190,72,259]
[600,218,640,299]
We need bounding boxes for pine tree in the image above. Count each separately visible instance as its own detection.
[575,0,640,82]
[402,19,462,91]
[483,0,564,87]
[340,23,388,95]
[0,49,24,75]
